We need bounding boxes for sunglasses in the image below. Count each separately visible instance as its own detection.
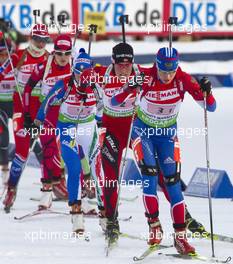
[116,63,132,68]
[158,69,177,74]
[32,35,49,43]
[55,51,72,56]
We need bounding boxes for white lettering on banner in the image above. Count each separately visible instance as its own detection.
[80,0,233,34]
[145,88,180,101]
[172,0,233,32]
[1,0,232,35]
[0,1,71,32]
[80,0,163,33]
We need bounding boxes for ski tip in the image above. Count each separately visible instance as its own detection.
[120,215,132,222]
[85,237,90,242]
[133,256,141,261]
[224,256,232,263]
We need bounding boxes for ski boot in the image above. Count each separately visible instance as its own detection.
[3,186,17,213]
[70,203,84,234]
[174,229,196,255]
[52,174,68,200]
[38,181,53,210]
[106,218,120,245]
[147,218,163,245]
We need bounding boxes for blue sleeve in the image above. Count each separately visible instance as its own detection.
[111,97,120,106]
[110,87,133,106]
[197,100,217,112]
[36,80,66,122]
[207,101,216,112]
[95,115,102,122]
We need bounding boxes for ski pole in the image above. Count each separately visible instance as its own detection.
[203,91,215,257]
[33,9,40,24]
[50,16,60,34]
[119,15,129,43]
[113,73,144,220]
[72,25,82,49]
[168,16,178,48]
[88,24,97,56]
[57,14,66,34]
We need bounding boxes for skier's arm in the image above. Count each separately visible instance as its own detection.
[111,72,145,106]
[80,69,104,126]
[111,85,134,106]
[36,79,66,123]
[23,63,45,113]
[182,72,216,112]
[0,53,18,81]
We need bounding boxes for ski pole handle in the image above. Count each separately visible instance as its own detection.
[88,24,97,56]
[119,15,129,43]
[72,27,82,48]
[33,9,40,24]
[168,16,178,48]
[57,14,66,33]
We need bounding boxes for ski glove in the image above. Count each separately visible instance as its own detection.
[24,113,40,138]
[199,77,212,95]
[128,72,145,89]
[24,113,34,129]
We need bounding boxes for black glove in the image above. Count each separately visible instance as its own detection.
[76,85,88,101]
[24,113,40,138]
[97,119,102,128]
[199,77,212,95]
[128,72,145,89]
[24,113,33,129]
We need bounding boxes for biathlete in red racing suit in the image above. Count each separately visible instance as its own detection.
[23,35,72,207]
[81,42,143,243]
[3,24,49,212]
[0,37,18,185]
[112,46,216,254]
